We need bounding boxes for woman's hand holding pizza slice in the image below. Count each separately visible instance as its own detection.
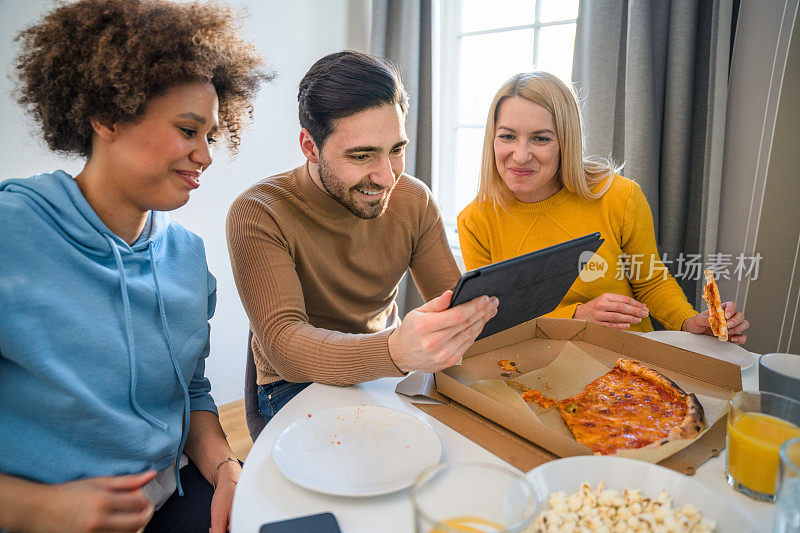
[682,269,749,344]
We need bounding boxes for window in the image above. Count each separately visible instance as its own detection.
[434,0,579,229]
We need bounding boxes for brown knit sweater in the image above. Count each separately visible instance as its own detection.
[226,164,462,386]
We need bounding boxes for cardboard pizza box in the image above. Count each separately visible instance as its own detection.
[396,317,741,475]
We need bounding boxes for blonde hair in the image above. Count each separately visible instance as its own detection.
[477,72,622,210]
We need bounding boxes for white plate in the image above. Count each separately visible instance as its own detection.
[272,405,442,497]
[527,456,760,532]
[641,330,754,370]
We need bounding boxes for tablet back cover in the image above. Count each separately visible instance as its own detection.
[451,233,603,340]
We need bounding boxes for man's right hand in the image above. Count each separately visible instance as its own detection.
[1,470,156,533]
[388,290,498,373]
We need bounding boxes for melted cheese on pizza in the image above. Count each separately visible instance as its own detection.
[556,368,688,455]
[520,388,556,409]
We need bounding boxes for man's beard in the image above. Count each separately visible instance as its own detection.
[318,156,394,219]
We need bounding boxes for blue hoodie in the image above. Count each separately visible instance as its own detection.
[0,171,217,492]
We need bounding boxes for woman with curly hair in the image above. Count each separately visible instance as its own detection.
[0,1,270,531]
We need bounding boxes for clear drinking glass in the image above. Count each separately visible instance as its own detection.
[411,461,538,533]
[775,437,800,533]
[726,391,800,501]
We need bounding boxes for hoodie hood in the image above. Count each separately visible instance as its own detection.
[0,170,169,254]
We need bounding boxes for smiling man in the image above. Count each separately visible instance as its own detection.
[227,51,498,424]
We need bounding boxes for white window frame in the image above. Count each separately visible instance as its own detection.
[434,0,578,234]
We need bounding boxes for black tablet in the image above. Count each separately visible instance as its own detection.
[450,232,604,340]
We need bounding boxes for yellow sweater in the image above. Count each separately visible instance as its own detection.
[457,176,697,332]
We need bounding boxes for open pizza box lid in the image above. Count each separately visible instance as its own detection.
[396,318,742,475]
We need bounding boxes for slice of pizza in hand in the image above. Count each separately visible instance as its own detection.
[555,358,705,455]
[702,269,728,341]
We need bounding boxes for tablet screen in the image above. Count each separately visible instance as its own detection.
[450,233,603,340]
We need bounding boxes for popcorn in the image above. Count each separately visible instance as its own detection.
[532,482,716,533]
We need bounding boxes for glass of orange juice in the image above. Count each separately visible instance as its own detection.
[726,391,800,501]
[411,461,538,532]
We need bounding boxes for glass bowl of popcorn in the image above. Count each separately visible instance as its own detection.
[526,456,761,532]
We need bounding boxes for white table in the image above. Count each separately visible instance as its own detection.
[231,364,776,532]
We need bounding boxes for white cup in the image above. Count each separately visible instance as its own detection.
[760,353,800,403]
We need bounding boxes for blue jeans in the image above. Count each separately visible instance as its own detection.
[144,458,243,532]
[257,380,311,425]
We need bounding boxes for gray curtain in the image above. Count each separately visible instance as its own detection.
[370,0,433,315]
[572,0,733,305]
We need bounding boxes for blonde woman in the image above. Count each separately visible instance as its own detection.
[457,72,748,342]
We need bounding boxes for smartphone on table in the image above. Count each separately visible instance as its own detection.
[260,511,342,533]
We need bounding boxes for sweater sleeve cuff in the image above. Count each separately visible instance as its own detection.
[662,308,700,332]
[543,303,582,320]
[362,327,407,378]
[189,394,219,416]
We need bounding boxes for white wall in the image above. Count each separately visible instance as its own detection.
[0,3,83,178]
[0,1,353,404]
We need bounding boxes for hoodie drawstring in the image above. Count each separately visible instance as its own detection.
[149,243,192,497]
[104,235,170,431]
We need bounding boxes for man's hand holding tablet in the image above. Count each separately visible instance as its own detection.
[388,291,499,373]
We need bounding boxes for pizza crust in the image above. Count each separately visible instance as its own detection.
[643,393,706,448]
[615,358,705,447]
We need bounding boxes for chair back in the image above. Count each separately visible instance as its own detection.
[244,330,266,441]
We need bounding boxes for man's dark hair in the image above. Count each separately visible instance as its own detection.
[298,50,409,147]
